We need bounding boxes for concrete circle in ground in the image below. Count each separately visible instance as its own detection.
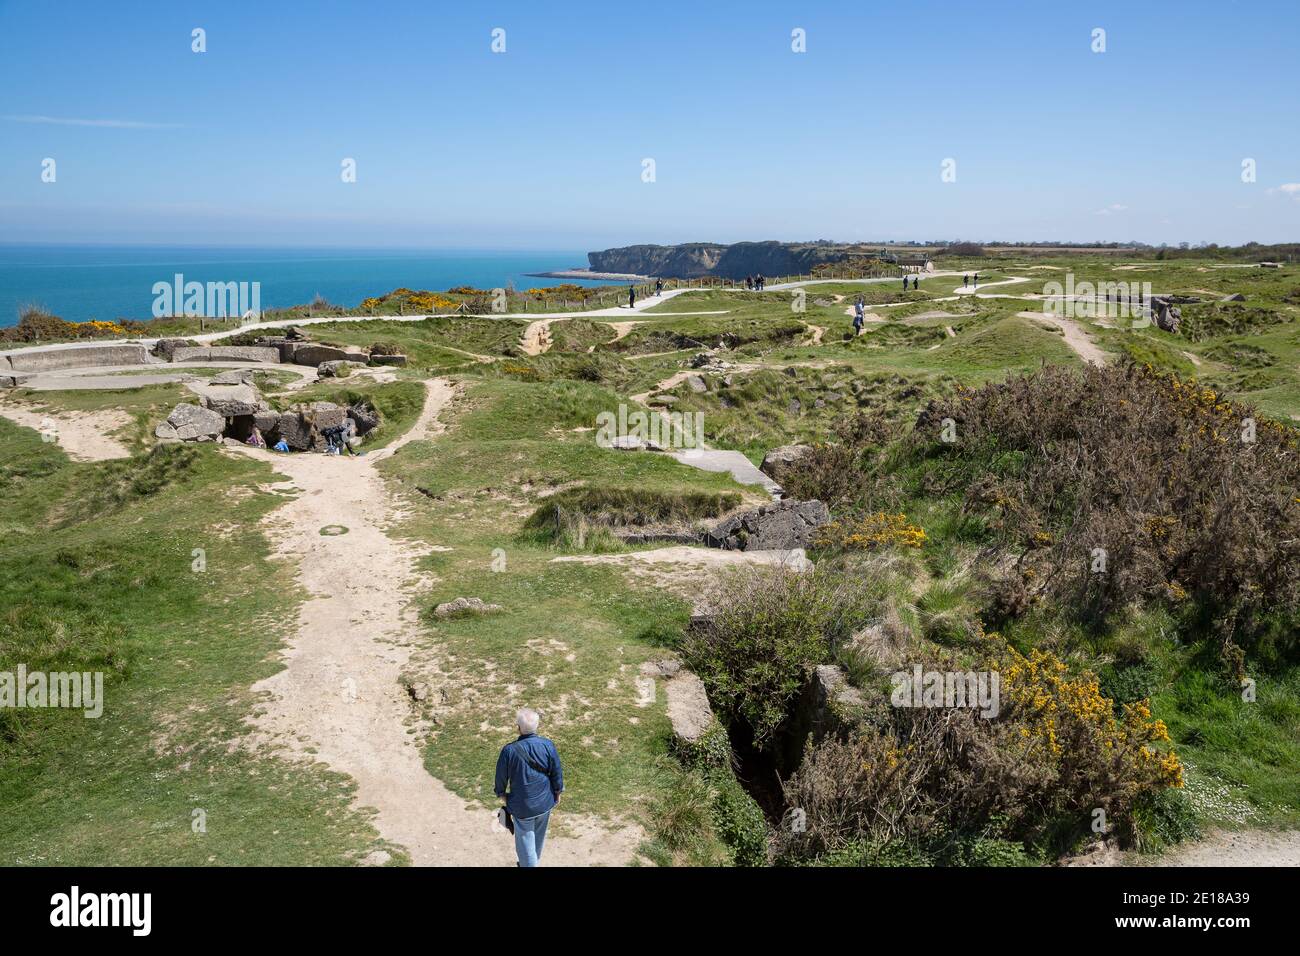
[319,524,349,536]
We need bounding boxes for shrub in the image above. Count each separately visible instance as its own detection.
[912,362,1300,660]
[813,512,926,551]
[777,639,1183,860]
[682,567,875,748]
[780,411,898,509]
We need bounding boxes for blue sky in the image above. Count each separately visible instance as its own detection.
[1,0,1297,249]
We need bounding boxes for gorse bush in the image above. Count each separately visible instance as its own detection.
[0,307,137,343]
[911,362,1300,663]
[778,639,1183,861]
[813,512,927,551]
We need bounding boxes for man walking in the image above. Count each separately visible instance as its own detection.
[628,284,636,309]
[495,708,564,867]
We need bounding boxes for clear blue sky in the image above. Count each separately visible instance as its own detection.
[1,0,1297,249]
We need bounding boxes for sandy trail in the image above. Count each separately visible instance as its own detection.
[1150,829,1300,866]
[605,321,641,341]
[0,401,132,461]
[1019,311,1108,366]
[243,379,641,866]
[520,319,553,356]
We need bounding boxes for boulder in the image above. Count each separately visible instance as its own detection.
[370,354,407,366]
[253,410,281,435]
[210,369,255,385]
[647,394,677,406]
[274,411,315,451]
[347,403,380,435]
[201,384,264,418]
[685,374,708,393]
[434,597,503,617]
[1221,293,1246,302]
[154,421,179,441]
[166,403,225,441]
[664,670,715,746]
[705,498,831,551]
[318,360,359,378]
[760,443,813,483]
[609,434,646,451]
[309,402,346,430]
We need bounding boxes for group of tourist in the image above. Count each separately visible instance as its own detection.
[745,274,766,291]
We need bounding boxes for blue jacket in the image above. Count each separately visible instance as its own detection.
[495,734,564,819]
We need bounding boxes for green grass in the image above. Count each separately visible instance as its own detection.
[0,419,398,865]
[375,378,765,833]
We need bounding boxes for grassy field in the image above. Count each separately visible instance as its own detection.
[3,252,1298,865]
[0,421,399,865]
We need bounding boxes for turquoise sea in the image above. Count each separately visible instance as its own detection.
[0,244,605,326]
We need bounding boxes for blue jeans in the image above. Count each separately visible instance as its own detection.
[513,809,551,867]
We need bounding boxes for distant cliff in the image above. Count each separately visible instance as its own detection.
[588,241,877,279]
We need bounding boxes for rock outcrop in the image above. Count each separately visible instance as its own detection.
[760,444,813,483]
[705,499,830,551]
[434,597,503,617]
[588,240,884,280]
[164,403,225,441]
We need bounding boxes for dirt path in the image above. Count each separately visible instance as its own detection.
[1019,311,1108,366]
[1152,829,1300,866]
[605,320,641,341]
[519,319,553,356]
[0,401,132,461]
[243,379,641,866]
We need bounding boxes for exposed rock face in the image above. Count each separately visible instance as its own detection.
[705,499,831,551]
[201,383,265,418]
[253,411,281,435]
[434,597,503,617]
[347,403,380,435]
[760,444,813,483]
[588,240,882,280]
[166,403,225,441]
[779,664,868,774]
[663,671,715,745]
[1151,297,1182,333]
[273,401,347,451]
[318,360,360,377]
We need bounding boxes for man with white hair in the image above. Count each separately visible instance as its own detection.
[494,707,565,867]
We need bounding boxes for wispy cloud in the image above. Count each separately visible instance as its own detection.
[1267,183,1300,201]
[2,114,182,129]
[1094,203,1128,216]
